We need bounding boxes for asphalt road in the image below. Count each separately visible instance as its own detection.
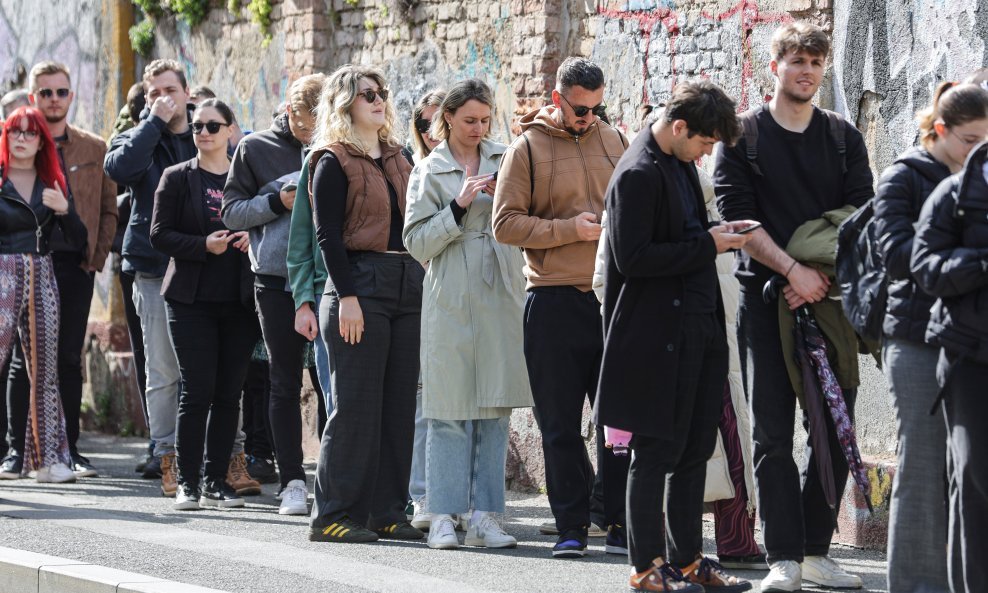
[0,433,889,592]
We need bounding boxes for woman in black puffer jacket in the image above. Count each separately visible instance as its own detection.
[912,97,988,593]
[874,82,988,593]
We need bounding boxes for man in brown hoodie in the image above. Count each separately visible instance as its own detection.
[493,57,629,559]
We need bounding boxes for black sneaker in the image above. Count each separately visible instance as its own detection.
[135,442,154,473]
[374,521,425,540]
[309,517,380,543]
[199,478,245,508]
[141,454,163,479]
[71,454,98,478]
[552,530,588,558]
[0,454,23,479]
[605,523,628,555]
[173,482,201,511]
[245,455,278,484]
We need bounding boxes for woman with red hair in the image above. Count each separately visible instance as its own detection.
[0,106,86,483]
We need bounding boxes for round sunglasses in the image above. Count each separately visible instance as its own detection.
[559,93,607,118]
[37,88,70,99]
[359,88,390,103]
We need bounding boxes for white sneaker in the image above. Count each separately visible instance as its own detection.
[410,499,432,530]
[801,555,863,589]
[464,512,516,549]
[761,560,801,592]
[427,514,459,549]
[278,479,309,515]
[35,462,76,484]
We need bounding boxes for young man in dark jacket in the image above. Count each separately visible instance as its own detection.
[221,73,324,515]
[912,140,988,593]
[104,59,196,497]
[714,23,873,592]
[596,80,752,592]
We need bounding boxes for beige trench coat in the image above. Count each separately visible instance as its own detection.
[403,139,534,420]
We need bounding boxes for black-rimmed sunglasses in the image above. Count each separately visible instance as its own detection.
[559,93,607,118]
[359,88,390,103]
[415,118,431,134]
[38,88,70,99]
[191,121,229,135]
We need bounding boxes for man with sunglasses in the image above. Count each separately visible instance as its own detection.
[493,57,629,559]
[0,62,119,480]
[221,73,326,516]
[105,59,197,498]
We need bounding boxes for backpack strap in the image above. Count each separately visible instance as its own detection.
[522,134,534,196]
[738,106,762,177]
[822,109,847,175]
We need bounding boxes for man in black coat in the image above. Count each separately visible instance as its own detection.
[595,81,753,592]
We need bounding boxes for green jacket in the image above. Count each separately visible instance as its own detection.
[287,157,328,311]
[780,205,863,406]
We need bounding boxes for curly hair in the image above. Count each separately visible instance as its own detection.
[311,64,400,154]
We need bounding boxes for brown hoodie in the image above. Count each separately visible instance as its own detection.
[492,106,627,291]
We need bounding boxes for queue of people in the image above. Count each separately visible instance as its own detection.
[1,19,987,593]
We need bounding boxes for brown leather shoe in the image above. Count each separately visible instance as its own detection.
[630,558,704,592]
[680,555,752,592]
[227,452,261,496]
[160,452,177,497]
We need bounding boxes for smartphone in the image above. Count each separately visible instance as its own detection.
[735,221,762,234]
[489,171,499,181]
[282,182,298,193]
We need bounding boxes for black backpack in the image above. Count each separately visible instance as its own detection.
[835,199,887,342]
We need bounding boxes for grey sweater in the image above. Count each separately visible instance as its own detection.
[221,113,305,290]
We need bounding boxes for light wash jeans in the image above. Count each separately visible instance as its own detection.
[408,381,426,503]
[426,416,510,515]
[313,293,333,415]
[132,273,180,456]
[883,337,949,593]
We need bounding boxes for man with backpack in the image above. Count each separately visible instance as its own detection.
[713,22,874,592]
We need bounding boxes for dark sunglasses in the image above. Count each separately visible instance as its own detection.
[559,93,607,118]
[8,129,39,140]
[415,117,431,134]
[37,87,70,99]
[359,88,389,103]
[191,121,229,135]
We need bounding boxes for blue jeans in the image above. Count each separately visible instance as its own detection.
[426,417,510,515]
[409,381,426,503]
[313,293,333,415]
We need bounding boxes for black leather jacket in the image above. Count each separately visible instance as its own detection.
[0,176,86,256]
[873,148,951,342]
[912,143,988,364]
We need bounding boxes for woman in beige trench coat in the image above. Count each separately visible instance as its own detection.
[403,79,533,551]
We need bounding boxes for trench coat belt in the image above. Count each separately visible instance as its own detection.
[454,230,511,289]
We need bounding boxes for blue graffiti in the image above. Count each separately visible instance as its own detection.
[624,0,676,11]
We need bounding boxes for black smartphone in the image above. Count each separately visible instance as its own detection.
[735,221,762,234]
[282,182,297,193]
[490,171,499,181]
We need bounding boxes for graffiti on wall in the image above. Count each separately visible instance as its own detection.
[0,1,105,134]
[588,0,796,130]
[833,0,988,173]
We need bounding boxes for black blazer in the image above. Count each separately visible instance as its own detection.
[593,129,725,439]
[149,157,252,306]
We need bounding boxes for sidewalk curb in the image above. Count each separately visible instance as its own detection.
[0,546,229,593]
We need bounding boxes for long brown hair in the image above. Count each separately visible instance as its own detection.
[917,82,988,150]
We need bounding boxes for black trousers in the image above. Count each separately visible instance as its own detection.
[0,339,29,458]
[524,286,629,535]
[241,359,273,460]
[738,288,855,563]
[166,299,259,485]
[119,270,148,426]
[255,286,307,486]
[938,350,988,593]
[627,313,727,572]
[311,253,422,529]
[2,254,94,458]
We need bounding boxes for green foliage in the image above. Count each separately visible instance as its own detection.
[169,0,210,26]
[344,0,359,6]
[129,19,156,58]
[379,4,388,18]
[227,0,240,10]
[133,0,165,17]
[246,0,274,46]
[364,18,376,31]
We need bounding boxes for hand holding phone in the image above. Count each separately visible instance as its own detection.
[734,221,762,235]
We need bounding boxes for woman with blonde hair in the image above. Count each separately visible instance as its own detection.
[307,64,424,544]
[404,78,532,550]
